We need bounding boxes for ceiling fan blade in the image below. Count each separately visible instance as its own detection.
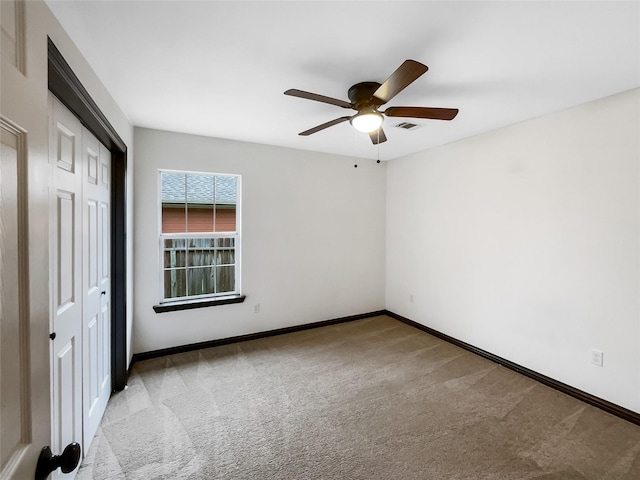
[384,106,459,120]
[299,116,351,136]
[369,128,387,145]
[285,89,353,109]
[372,60,429,105]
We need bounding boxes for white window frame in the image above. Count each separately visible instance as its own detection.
[158,169,242,304]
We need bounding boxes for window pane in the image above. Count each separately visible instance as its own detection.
[187,174,214,232]
[215,176,237,232]
[164,268,186,299]
[215,237,234,249]
[215,266,235,294]
[162,206,186,233]
[215,206,236,232]
[187,174,214,204]
[164,248,186,268]
[186,205,214,232]
[164,238,186,249]
[161,172,186,233]
[188,245,216,267]
[188,237,207,249]
[216,248,235,265]
[188,266,215,296]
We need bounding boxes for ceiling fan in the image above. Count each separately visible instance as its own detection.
[285,60,459,145]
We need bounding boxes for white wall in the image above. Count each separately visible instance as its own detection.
[133,128,386,353]
[386,88,640,413]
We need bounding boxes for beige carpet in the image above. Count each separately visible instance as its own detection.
[76,315,640,479]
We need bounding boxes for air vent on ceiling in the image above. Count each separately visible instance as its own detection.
[394,122,421,130]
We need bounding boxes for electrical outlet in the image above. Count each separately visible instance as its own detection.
[409,294,414,303]
[591,349,604,367]
[253,304,260,314]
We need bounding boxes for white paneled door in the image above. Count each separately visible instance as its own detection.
[0,117,36,480]
[50,97,84,480]
[1,1,52,478]
[80,127,111,450]
[49,96,112,480]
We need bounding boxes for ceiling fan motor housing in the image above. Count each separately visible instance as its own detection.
[348,82,384,110]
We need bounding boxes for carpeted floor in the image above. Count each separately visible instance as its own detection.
[76,315,640,479]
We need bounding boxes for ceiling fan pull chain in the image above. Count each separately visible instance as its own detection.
[354,126,358,168]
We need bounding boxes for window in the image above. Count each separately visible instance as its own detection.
[159,170,241,303]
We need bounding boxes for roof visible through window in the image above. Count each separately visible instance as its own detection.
[161,172,237,205]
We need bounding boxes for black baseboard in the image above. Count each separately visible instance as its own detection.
[131,310,387,363]
[384,310,640,427]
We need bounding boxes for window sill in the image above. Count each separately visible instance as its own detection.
[153,295,246,313]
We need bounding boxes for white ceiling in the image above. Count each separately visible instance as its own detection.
[45,0,640,161]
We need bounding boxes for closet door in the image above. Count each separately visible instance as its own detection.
[81,128,111,449]
[49,97,112,479]
[50,97,84,479]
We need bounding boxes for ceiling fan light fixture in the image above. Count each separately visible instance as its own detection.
[350,111,383,133]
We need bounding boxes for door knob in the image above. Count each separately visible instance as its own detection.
[35,442,81,480]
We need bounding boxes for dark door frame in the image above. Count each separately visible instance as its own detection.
[47,38,128,391]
